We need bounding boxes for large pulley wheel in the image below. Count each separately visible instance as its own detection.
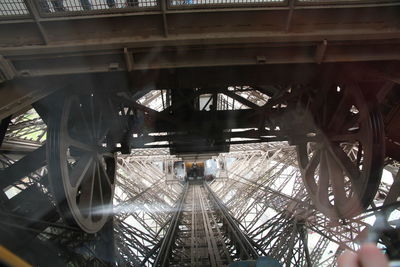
[296,83,385,219]
[47,94,116,233]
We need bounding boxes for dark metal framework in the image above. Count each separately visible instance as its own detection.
[0,0,399,265]
[114,154,184,266]
[0,110,398,265]
[0,146,113,266]
[209,144,400,266]
[155,182,259,266]
[1,108,46,153]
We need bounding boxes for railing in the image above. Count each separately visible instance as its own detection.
[0,0,29,16]
[169,0,284,8]
[37,0,158,13]
[0,0,398,18]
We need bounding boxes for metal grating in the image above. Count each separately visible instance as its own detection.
[0,0,29,16]
[298,0,395,2]
[169,0,283,6]
[38,0,158,13]
[0,0,394,17]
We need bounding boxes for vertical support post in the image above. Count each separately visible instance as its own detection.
[0,189,8,206]
[212,93,218,111]
[315,39,328,64]
[166,89,171,108]
[0,116,11,147]
[0,115,11,207]
[23,0,49,44]
[299,223,312,267]
[217,156,228,179]
[285,0,295,32]
[165,159,174,181]
[160,0,169,37]
[161,89,166,110]
[124,48,135,72]
[95,218,116,266]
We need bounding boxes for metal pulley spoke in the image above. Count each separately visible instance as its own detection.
[78,162,96,218]
[95,161,105,208]
[69,153,93,188]
[317,150,331,207]
[327,90,352,132]
[303,148,320,194]
[97,155,113,188]
[328,144,360,183]
[341,113,361,133]
[73,98,93,139]
[327,149,347,208]
[296,143,308,169]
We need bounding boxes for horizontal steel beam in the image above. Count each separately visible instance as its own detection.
[0,78,61,121]
[0,145,46,189]
[0,4,398,83]
[2,41,400,78]
[1,5,399,51]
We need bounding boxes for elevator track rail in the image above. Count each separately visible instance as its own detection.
[155,181,258,267]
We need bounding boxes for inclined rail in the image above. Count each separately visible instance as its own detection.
[155,181,258,266]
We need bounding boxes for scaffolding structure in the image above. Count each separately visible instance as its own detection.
[0,0,399,265]
[0,103,399,266]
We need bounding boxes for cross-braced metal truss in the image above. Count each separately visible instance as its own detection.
[113,155,184,266]
[0,107,399,266]
[3,108,46,148]
[209,142,400,266]
[0,108,45,162]
[112,142,399,267]
[0,150,111,266]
